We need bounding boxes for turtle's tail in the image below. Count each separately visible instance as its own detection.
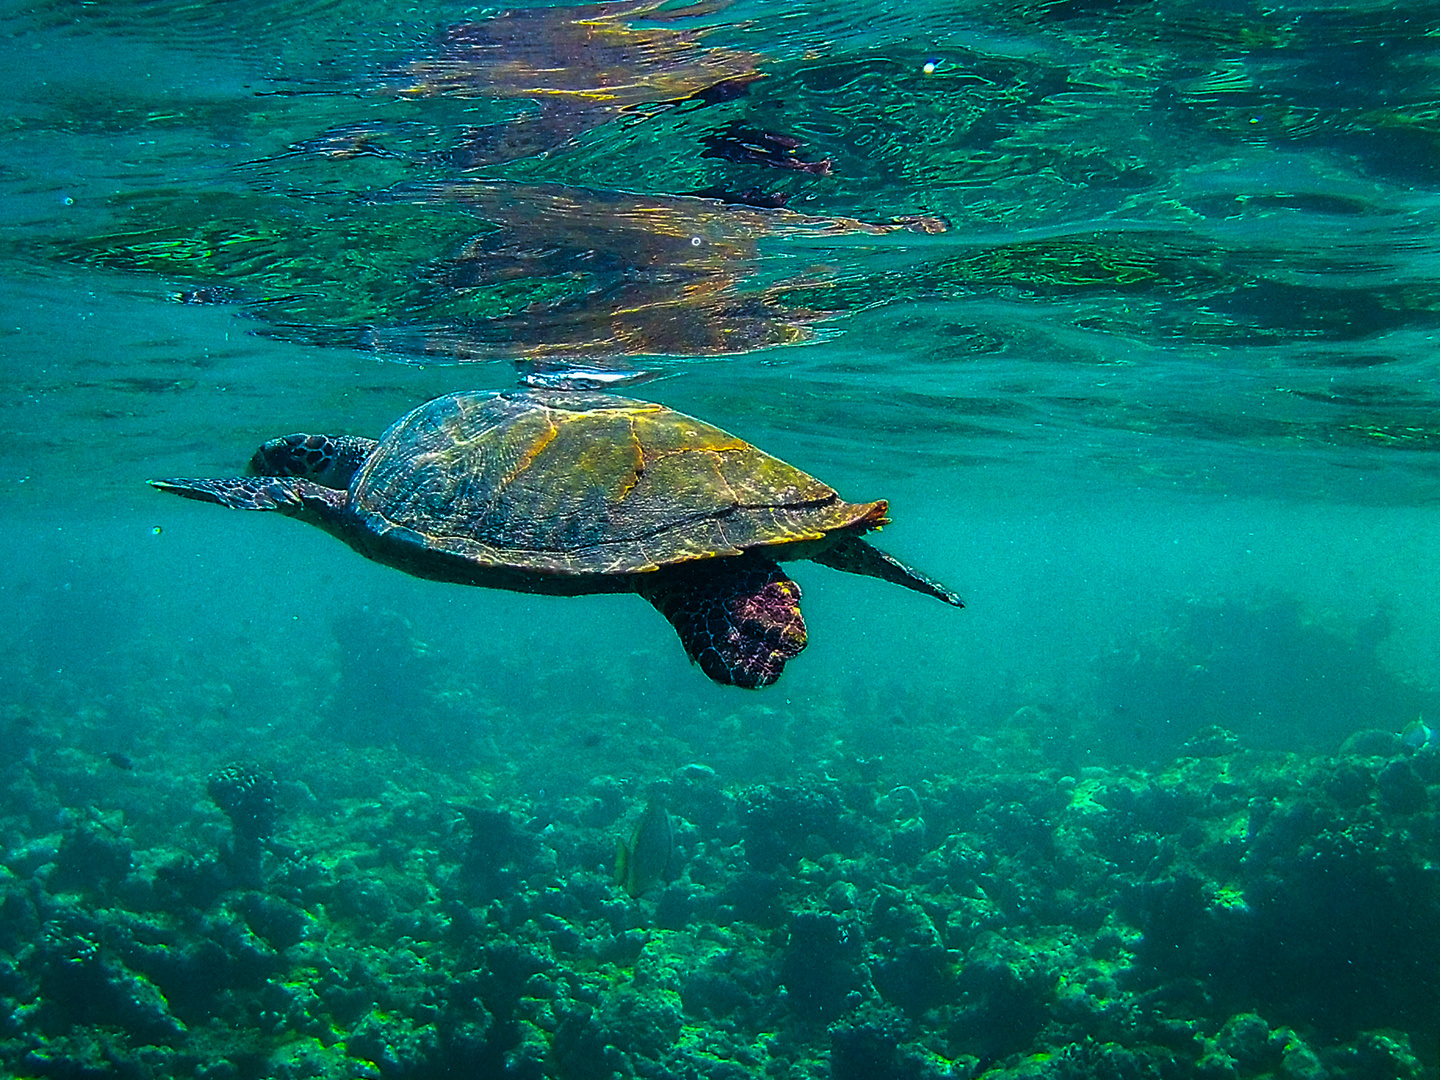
[639,556,806,689]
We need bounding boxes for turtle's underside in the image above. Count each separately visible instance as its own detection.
[151,390,961,687]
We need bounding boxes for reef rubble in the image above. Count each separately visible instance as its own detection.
[0,698,1434,1080]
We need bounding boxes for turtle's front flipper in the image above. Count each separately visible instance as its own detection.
[813,534,964,607]
[150,477,346,523]
[151,477,305,511]
[639,558,807,689]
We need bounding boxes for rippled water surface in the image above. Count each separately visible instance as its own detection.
[1,0,1438,1075]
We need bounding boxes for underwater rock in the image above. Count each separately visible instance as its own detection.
[1322,760,1375,809]
[433,986,498,1074]
[669,762,732,836]
[255,979,329,1041]
[1376,759,1427,814]
[0,952,23,1018]
[779,910,865,1021]
[110,926,236,1027]
[595,928,649,967]
[1408,741,1440,784]
[346,1010,440,1078]
[1330,1030,1425,1080]
[601,987,683,1064]
[946,944,1056,1065]
[939,775,1065,864]
[237,891,308,951]
[829,1011,904,1080]
[0,881,39,962]
[5,836,61,880]
[739,782,847,871]
[326,874,396,932]
[679,950,764,1020]
[578,776,626,829]
[4,678,1439,1079]
[312,957,377,1030]
[716,870,787,928]
[1127,870,1212,975]
[456,805,548,903]
[473,943,552,1024]
[651,883,699,929]
[829,1003,948,1080]
[867,887,951,1018]
[47,822,132,896]
[1217,771,1439,1047]
[1214,1012,1286,1074]
[152,853,231,915]
[1045,1039,1187,1079]
[34,921,185,1042]
[551,1001,625,1080]
[1279,1036,1327,1080]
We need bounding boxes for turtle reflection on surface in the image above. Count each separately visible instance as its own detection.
[369,180,947,360]
[401,0,764,168]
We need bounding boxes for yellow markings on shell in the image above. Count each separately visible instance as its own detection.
[492,411,558,493]
[555,410,646,502]
[404,405,556,521]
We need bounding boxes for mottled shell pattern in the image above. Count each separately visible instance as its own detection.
[349,390,887,576]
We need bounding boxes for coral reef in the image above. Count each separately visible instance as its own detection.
[0,671,1435,1080]
[207,761,279,887]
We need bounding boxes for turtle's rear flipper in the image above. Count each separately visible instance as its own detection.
[814,534,964,607]
[640,558,807,689]
[149,477,346,520]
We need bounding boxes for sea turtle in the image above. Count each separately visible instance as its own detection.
[150,390,961,687]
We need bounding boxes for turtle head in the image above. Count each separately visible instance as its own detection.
[250,433,376,490]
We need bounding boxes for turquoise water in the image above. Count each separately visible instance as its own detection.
[1,1,1437,1076]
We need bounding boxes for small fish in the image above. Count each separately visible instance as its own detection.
[615,800,674,899]
[1400,719,1436,751]
[105,751,134,770]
